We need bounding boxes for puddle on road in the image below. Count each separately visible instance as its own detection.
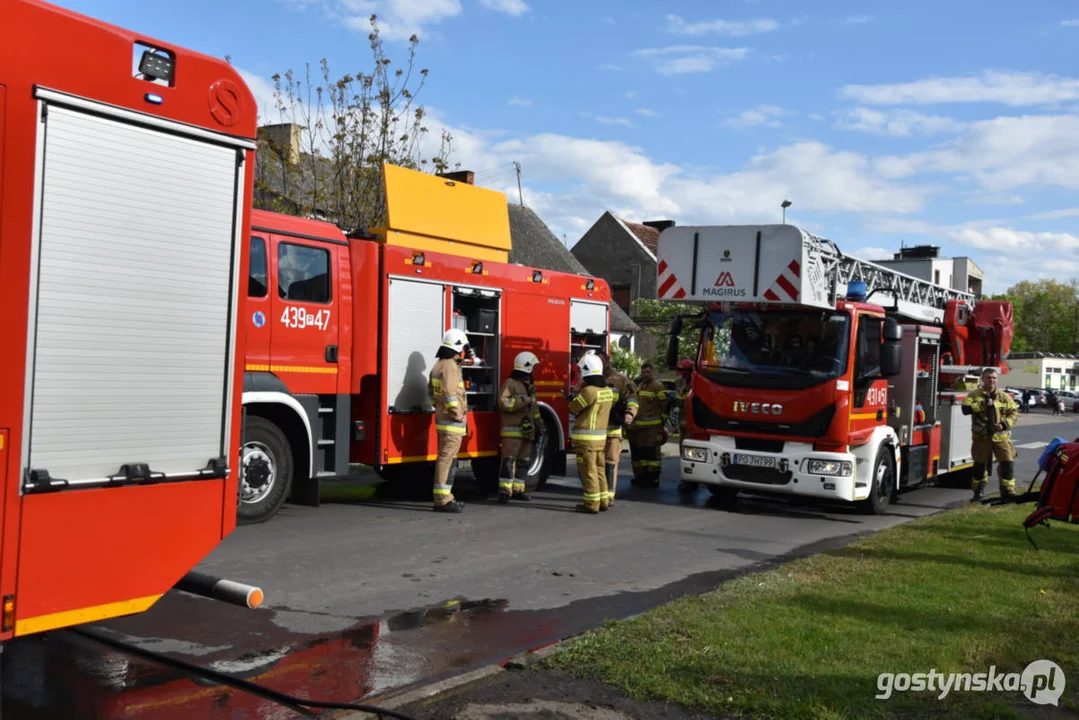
[0,592,561,720]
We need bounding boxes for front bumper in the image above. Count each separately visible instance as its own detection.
[679,436,863,502]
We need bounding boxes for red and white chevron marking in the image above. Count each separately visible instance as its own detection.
[657,259,687,299]
[763,259,801,302]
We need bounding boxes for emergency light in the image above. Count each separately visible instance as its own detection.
[846,280,868,302]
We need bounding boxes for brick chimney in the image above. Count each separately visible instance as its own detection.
[258,123,303,165]
[439,170,475,185]
[643,220,676,232]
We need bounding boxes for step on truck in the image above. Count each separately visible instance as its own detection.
[238,163,613,523]
[657,224,1014,513]
[0,0,263,645]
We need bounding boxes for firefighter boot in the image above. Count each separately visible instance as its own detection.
[604,464,617,508]
[435,459,465,512]
[497,457,515,504]
[971,476,987,503]
[512,455,531,501]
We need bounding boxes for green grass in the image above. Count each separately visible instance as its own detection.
[544,503,1079,719]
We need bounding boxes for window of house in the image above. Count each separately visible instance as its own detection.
[934,269,940,284]
[249,236,268,298]
[278,242,331,303]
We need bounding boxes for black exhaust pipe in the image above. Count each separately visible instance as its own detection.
[175,571,263,609]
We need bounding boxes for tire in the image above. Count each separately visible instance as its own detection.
[238,415,293,525]
[471,456,500,494]
[857,446,895,515]
[527,424,557,491]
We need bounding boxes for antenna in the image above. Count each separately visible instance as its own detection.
[513,161,523,206]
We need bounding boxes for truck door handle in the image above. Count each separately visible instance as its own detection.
[325,345,338,363]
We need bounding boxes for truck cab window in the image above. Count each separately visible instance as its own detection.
[249,236,268,297]
[855,315,883,382]
[278,241,331,303]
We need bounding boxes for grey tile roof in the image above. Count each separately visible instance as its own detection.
[507,205,639,333]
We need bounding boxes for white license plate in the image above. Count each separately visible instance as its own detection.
[733,454,777,469]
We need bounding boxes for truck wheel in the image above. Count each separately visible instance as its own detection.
[858,447,895,515]
[527,426,557,491]
[471,456,500,494]
[238,416,293,525]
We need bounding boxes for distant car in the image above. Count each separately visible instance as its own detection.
[1055,390,1079,412]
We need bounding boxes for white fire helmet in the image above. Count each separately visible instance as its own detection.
[578,352,604,378]
[513,351,540,374]
[441,328,469,352]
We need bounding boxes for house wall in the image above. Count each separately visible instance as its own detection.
[571,213,658,310]
[1006,359,1079,391]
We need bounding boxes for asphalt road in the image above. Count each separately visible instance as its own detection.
[4,413,1075,719]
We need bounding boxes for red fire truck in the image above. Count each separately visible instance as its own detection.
[658,224,1013,513]
[0,0,261,641]
[238,163,612,523]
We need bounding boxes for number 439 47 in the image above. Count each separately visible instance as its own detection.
[280,306,331,330]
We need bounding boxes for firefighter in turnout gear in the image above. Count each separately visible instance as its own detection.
[569,353,615,513]
[496,351,543,503]
[592,351,638,506]
[428,328,471,513]
[674,358,697,495]
[961,367,1019,502]
[629,363,667,487]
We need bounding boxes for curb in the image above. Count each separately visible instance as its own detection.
[340,640,572,719]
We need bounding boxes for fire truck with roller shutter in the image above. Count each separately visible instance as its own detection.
[658,224,1014,513]
[0,0,263,650]
[237,163,613,523]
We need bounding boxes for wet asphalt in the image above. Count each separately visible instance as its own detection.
[3,413,1075,719]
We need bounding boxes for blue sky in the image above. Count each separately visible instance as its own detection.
[55,0,1079,294]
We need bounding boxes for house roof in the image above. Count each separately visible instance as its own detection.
[619,218,661,254]
[508,204,640,334]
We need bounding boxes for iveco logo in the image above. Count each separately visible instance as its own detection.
[733,401,783,415]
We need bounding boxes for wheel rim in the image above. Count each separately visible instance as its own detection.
[876,458,893,502]
[527,429,548,476]
[241,441,276,505]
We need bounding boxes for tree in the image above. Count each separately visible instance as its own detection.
[994,279,1079,354]
[610,344,643,379]
[255,14,458,230]
[630,298,704,372]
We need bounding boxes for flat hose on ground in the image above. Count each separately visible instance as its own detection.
[69,626,424,720]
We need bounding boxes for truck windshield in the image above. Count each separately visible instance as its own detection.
[698,308,851,390]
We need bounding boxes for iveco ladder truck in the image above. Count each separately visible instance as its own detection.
[658,224,1013,513]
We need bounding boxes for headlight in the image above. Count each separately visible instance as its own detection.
[682,446,709,462]
[807,459,852,476]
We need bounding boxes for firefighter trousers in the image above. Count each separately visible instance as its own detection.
[499,437,533,497]
[604,435,621,504]
[434,431,463,506]
[972,437,1017,494]
[576,440,608,513]
[629,427,664,486]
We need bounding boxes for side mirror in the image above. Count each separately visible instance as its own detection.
[666,333,680,370]
[883,317,902,342]
[666,316,683,369]
[881,342,901,378]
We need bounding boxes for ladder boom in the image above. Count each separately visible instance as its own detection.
[655,224,974,325]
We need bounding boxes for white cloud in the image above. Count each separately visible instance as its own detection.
[603,16,616,24]
[725,104,787,128]
[479,0,529,16]
[281,0,462,40]
[596,116,633,127]
[508,96,532,106]
[836,108,966,136]
[635,108,661,117]
[1061,19,1079,27]
[851,246,894,261]
[624,90,638,99]
[840,70,1079,106]
[632,45,749,75]
[879,114,1079,192]
[599,62,625,72]
[664,14,780,36]
[844,15,873,25]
